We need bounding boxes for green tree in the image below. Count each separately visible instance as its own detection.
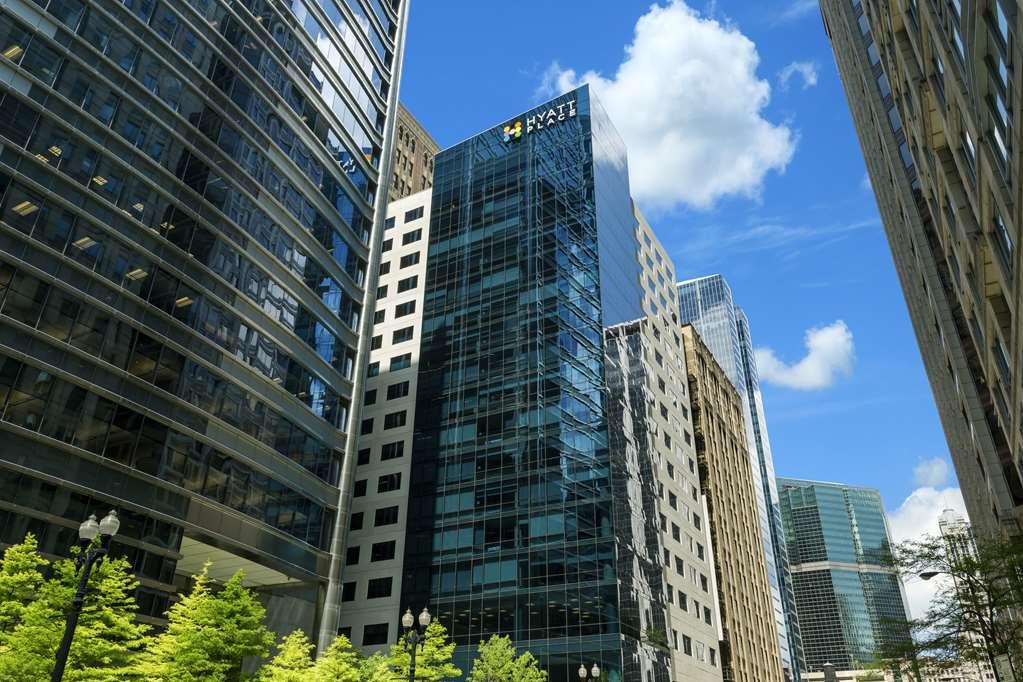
[312,633,362,681]
[260,629,315,681]
[140,566,273,681]
[0,533,48,633]
[388,621,461,681]
[886,531,1023,682]
[467,634,547,682]
[0,548,149,681]
[358,652,393,682]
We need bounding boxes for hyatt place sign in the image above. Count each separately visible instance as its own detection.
[503,100,578,141]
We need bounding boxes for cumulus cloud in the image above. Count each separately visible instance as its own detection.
[755,320,855,389]
[887,481,967,619]
[775,0,819,23]
[778,60,819,90]
[913,457,951,488]
[537,1,796,211]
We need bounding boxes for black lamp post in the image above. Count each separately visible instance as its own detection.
[51,510,120,682]
[400,607,431,682]
[578,662,601,680]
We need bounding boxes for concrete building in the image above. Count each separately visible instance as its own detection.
[337,189,430,648]
[819,0,1023,536]
[388,103,439,201]
[0,0,408,646]
[683,324,785,682]
[777,479,911,673]
[602,208,724,681]
[679,274,803,680]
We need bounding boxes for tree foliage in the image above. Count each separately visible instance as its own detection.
[139,566,273,681]
[260,630,315,682]
[467,634,547,682]
[311,633,362,682]
[388,621,461,681]
[885,530,1023,682]
[0,534,48,633]
[0,543,149,681]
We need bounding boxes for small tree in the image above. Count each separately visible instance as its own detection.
[888,531,1023,682]
[358,652,393,682]
[312,633,362,682]
[260,630,315,681]
[468,634,547,682]
[0,534,48,633]
[0,547,149,681]
[388,620,461,681]
[140,566,273,681]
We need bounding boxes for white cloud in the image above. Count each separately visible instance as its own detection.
[778,60,819,90]
[537,1,796,211]
[860,172,872,192]
[913,457,951,488]
[755,320,855,389]
[775,0,819,23]
[887,483,967,619]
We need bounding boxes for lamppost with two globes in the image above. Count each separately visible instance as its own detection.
[400,607,431,682]
[578,662,601,680]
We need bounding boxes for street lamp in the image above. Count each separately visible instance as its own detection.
[401,607,431,682]
[578,662,601,679]
[51,510,120,682]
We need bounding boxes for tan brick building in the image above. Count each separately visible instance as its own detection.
[388,104,439,201]
[682,326,783,682]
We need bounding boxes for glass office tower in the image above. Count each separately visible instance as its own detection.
[777,479,911,672]
[678,274,803,680]
[400,86,648,680]
[0,0,406,640]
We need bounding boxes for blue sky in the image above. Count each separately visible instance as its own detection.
[398,0,962,581]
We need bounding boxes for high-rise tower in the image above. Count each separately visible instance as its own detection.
[0,0,408,644]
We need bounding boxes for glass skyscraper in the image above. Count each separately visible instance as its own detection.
[0,0,406,642]
[777,479,911,672]
[678,274,803,680]
[400,85,654,680]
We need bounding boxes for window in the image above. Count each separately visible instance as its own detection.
[373,310,385,324]
[349,512,363,530]
[381,441,404,460]
[703,606,712,625]
[395,301,416,317]
[669,492,678,510]
[353,479,367,497]
[678,591,688,611]
[378,472,401,492]
[671,524,680,542]
[390,354,411,371]
[387,381,410,400]
[371,540,396,561]
[345,546,360,565]
[378,262,390,275]
[370,335,382,350]
[392,327,413,344]
[367,362,380,377]
[384,217,395,229]
[376,285,388,299]
[397,275,418,292]
[693,513,702,530]
[341,582,356,602]
[710,648,717,666]
[381,239,393,253]
[362,623,388,646]
[402,229,422,245]
[367,577,392,599]
[360,418,373,435]
[674,557,684,576]
[682,634,692,656]
[357,448,370,465]
[697,543,705,560]
[700,574,709,592]
[383,411,407,429]
[364,389,377,406]
[399,253,420,268]
[404,206,424,222]
[375,506,399,526]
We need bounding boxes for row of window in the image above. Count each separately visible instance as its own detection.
[355,439,405,465]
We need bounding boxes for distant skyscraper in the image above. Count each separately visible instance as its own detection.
[777,479,911,672]
[0,0,409,649]
[388,104,439,201]
[678,274,803,679]
[819,0,1023,536]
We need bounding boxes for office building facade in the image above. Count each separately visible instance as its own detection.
[819,0,1023,536]
[388,103,438,201]
[678,274,804,679]
[777,479,911,672]
[337,189,430,648]
[0,0,407,642]
[396,84,676,681]
[682,324,784,682]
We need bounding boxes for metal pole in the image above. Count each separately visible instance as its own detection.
[408,629,419,682]
[51,551,97,682]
